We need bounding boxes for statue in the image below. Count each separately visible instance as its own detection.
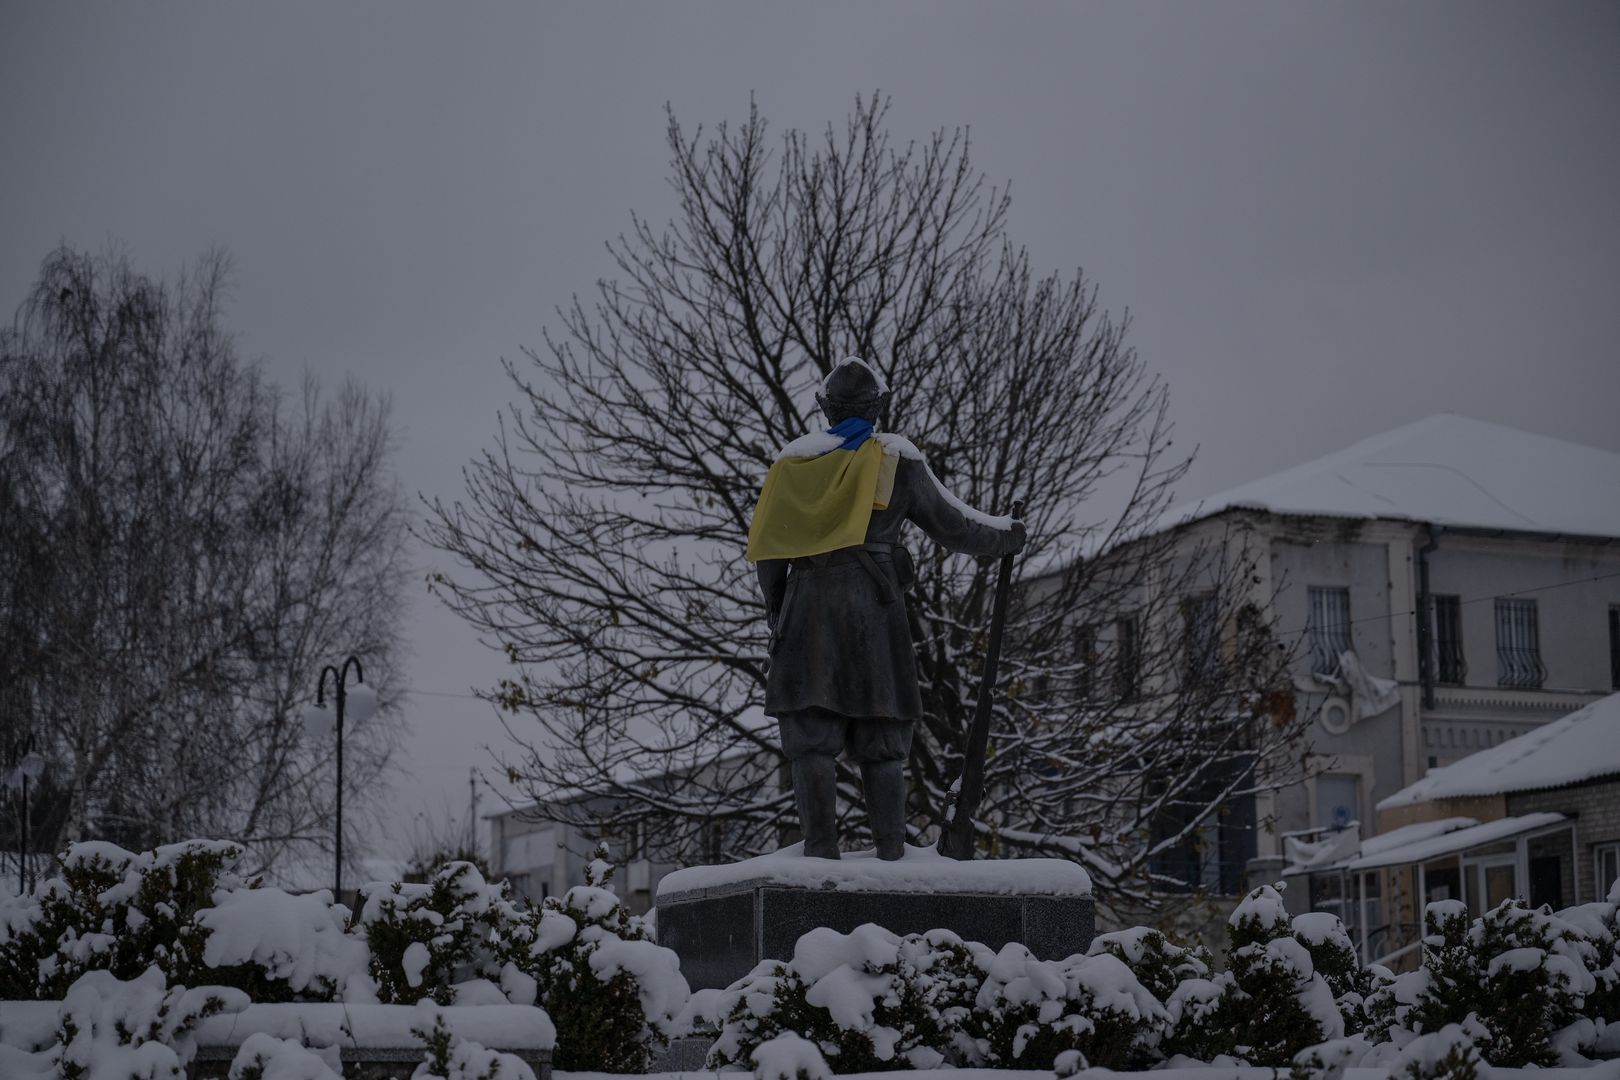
[746,357,1025,860]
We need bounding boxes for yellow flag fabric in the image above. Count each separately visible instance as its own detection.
[746,440,891,561]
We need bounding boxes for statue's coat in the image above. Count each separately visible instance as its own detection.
[758,454,1022,722]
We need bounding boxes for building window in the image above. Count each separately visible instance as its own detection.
[1495,598,1544,689]
[1114,616,1140,703]
[1307,587,1352,678]
[1074,623,1097,702]
[1433,594,1466,685]
[1597,844,1620,902]
[1314,773,1360,832]
[1609,606,1620,691]
[1181,593,1221,687]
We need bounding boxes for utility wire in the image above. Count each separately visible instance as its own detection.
[1269,568,1620,643]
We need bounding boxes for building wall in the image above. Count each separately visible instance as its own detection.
[1247,519,1618,864]
[1265,520,1412,836]
[1508,778,1620,905]
[1426,536,1620,696]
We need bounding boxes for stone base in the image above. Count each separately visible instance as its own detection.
[656,845,1094,991]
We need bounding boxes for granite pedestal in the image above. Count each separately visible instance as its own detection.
[656,843,1094,991]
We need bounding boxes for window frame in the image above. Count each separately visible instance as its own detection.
[1180,592,1221,687]
[1114,615,1140,704]
[1306,586,1352,679]
[1433,593,1467,685]
[1494,597,1544,689]
[1073,622,1098,702]
[1596,842,1620,903]
[1608,605,1620,692]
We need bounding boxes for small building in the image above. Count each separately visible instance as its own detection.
[1283,692,1620,965]
[487,792,679,914]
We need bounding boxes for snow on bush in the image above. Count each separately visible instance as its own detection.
[1367,896,1605,1067]
[51,966,248,1080]
[1387,1018,1485,1080]
[1292,910,1371,1031]
[196,886,375,1003]
[751,1031,833,1080]
[711,924,972,1073]
[1085,925,1210,1004]
[1166,884,1341,1066]
[227,1033,342,1080]
[1286,1034,1374,1080]
[965,942,1163,1070]
[712,924,1162,1073]
[496,845,687,1072]
[0,840,249,999]
[356,860,506,1005]
[412,1007,537,1080]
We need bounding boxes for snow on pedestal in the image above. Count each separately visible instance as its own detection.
[656,843,1094,992]
[657,842,1093,899]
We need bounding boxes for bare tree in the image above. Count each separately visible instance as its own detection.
[0,245,410,877]
[425,97,1308,901]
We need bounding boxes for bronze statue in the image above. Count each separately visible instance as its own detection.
[748,357,1025,860]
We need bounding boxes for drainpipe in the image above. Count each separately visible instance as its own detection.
[1416,525,1441,710]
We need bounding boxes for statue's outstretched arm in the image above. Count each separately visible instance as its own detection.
[902,458,1025,558]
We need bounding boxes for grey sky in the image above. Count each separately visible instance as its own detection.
[4,2,1616,860]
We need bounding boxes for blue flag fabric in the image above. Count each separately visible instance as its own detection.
[827,416,874,451]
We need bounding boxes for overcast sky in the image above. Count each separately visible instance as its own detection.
[4,1,1616,862]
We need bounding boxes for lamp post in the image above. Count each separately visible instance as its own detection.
[315,656,365,899]
[4,735,47,893]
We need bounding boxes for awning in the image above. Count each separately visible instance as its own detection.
[1294,812,1569,875]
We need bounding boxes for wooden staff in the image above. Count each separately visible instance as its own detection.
[937,500,1024,860]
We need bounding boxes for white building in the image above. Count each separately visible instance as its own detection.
[1134,415,1620,913]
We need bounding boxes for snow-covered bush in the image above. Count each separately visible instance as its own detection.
[751,1031,833,1080]
[496,849,686,1072]
[1555,887,1620,1024]
[51,966,248,1080]
[1085,925,1210,1004]
[194,886,375,1002]
[356,860,506,1004]
[0,840,250,999]
[710,924,972,1073]
[1389,1019,1484,1080]
[964,943,1164,1070]
[1167,885,1341,1066]
[1287,1034,1374,1080]
[1292,911,1370,1032]
[227,1033,342,1080]
[411,1008,537,1080]
[1367,896,1600,1066]
[0,840,384,1005]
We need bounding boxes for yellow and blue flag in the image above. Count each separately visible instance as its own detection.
[746,418,898,562]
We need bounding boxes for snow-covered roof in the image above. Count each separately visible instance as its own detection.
[1379,693,1620,809]
[1165,415,1620,540]
[1339,812,1569,872]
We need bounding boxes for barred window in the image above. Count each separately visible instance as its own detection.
[1181,593,1221,686]
[1434,594,1466,685]
[1495,598,1544,689]
[1114,616,1140,703]
[1307,587,1352,678]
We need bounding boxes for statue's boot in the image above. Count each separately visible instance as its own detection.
[792,755,841,859]
[861,760,907,861]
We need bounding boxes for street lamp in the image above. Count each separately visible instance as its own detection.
[4,735,47,893]
[312,655,371,899]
